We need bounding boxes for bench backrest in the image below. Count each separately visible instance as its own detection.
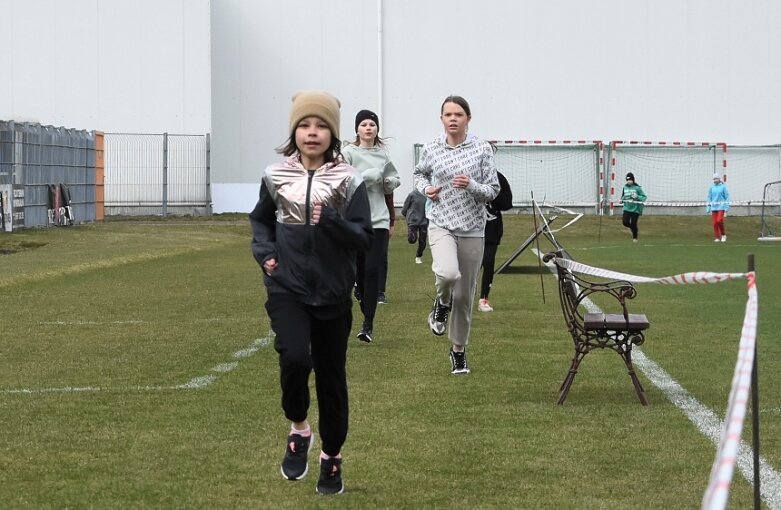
[543,251,636,329]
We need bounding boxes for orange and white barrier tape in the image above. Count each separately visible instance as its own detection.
[551,256,758,510]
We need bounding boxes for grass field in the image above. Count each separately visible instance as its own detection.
[0,213,778,509]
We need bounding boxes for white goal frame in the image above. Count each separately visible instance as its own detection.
[758,180,781,241]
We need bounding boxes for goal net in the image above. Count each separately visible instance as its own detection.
[490,141,602,210]
[759,180,781,241]
[609,142,726,213]
[414,141,603,211]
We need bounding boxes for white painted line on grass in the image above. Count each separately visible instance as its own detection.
[212,362,239,373]
[176,375,217,389]
[1,336,273,395]
[38,317,252,326]
[536,250,780,509]
[39,320,145,325]
[3,386,108,394]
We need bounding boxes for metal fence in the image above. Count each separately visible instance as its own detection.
[1,121,96,230]
[104,133,211,216]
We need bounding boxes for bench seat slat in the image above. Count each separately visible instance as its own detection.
[584,312,650,331]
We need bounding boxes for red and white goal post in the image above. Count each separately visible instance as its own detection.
[608,141,728,215]
[486,140,605,213]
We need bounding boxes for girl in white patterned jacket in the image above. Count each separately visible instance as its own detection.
[412,95,499,375]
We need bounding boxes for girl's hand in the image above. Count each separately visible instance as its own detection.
[311,202,322,224]
[452,174,470,188]
[425,185,442,200]
[263,258,278,276]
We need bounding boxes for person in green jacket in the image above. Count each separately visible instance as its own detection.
[620,172,647,242]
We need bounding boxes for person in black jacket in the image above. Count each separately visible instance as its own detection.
[249,91,373,496]
[478,170,513,312]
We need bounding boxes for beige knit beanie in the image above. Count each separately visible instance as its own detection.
[289,91,341,140]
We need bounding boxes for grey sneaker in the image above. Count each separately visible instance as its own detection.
[316,456,344,495]
[427,297,450,336]
[450,348,470,375]
[281,432,314,480]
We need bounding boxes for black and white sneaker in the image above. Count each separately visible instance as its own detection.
[377,291,387,304]
[316,456,344,495]
[356,324,373,343]
[427,296,451,336]
[281,432,314,480]
[450,348,470,375]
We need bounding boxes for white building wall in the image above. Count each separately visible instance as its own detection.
[3,1,778,214]
[0,0,211,134]
[211,0,781,213]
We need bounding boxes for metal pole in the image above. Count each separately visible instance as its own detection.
[162,132,168,217]
[205,133,212,215]
[749,254,760,510]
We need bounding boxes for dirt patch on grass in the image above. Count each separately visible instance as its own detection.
[0,240,48,255]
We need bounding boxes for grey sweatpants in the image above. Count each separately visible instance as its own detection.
[428,223,484,347]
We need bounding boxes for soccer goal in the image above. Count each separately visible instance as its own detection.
[490,141,604,211]
[608,141,727,214]
[413,140,604,213]
[758,180,781,241]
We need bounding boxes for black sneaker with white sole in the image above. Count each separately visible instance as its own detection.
[450,348,470,375]
[427,296,451,336]
[316,456,344,495]
[281,432,314,480]
[356,325,373,343]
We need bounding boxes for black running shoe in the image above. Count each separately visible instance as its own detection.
[356,325,373,343]
[281,432,313,480]
[450,348,470,375]
[427,296,451,336]
[316,456,344,495]
[377,291,387,304]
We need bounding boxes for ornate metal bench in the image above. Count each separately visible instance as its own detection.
[543,251,651,405]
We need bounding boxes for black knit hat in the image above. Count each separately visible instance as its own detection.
[625,172,635,181]
[354,109,379,133]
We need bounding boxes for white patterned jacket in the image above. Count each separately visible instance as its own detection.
[413,134,499,233]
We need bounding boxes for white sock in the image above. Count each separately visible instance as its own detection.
[291,424,311,437]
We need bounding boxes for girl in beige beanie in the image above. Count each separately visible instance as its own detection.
[250,90,373,495]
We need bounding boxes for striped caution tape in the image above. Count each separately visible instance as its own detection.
[554,257,748,285]
[550,256,758,510]
[703,275,758,510]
